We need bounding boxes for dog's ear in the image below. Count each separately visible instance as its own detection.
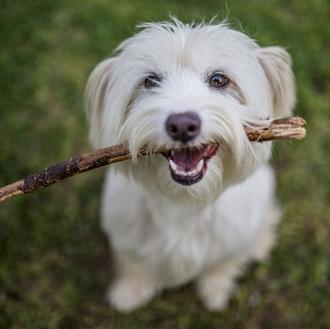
[85,57,117,148]
[256,47,295,118]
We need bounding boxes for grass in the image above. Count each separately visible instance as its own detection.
[0,0,329,328]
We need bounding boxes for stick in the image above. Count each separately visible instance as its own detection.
[0,117,306,203]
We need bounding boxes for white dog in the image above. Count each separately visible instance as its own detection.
[85,19,295,312]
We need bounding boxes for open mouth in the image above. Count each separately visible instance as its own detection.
[162,144,218,186]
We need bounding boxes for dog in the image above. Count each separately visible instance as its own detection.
[85,18,295,312]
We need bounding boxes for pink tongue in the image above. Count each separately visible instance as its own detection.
[171,148,206,170]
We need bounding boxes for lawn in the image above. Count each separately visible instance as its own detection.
[0,0,329,328]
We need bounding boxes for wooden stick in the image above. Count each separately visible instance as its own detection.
[0,116,306,203]
[245,116,306,142]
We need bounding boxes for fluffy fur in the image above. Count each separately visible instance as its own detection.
[85,19,295,312]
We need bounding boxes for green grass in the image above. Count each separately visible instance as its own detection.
[0,1,329,328]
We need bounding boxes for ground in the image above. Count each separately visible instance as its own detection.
[0,1,329,328]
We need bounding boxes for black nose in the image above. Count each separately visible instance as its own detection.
[165,112,201,143]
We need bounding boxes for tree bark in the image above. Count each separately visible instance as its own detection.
[0,116,306,203]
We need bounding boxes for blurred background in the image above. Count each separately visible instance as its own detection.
[0,1,329,328]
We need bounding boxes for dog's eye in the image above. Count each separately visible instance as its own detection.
[209,73,229,89]
[144,74,161,89]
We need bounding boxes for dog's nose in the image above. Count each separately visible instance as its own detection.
[165,112,201,143]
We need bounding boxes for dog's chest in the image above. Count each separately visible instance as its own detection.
[159,227,219,286]
[144,193,261,286]
[146,210,231,286]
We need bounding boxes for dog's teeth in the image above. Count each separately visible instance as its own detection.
[169,158,204,177]
[169,159,178,171]
[196,159,204,172]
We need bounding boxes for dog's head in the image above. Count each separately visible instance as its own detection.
[85,19,295,200]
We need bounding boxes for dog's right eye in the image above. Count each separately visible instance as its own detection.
[144,74,161,89]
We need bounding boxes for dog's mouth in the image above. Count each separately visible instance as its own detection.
[162,144,218,186]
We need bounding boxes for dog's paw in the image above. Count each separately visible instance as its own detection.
[108,277,156,313]
[197,262,241,312]
[197,277,233,312]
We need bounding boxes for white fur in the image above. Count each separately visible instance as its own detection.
[85,19,295,312]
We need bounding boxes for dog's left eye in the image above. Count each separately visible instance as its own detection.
[144,74,161,89]
[208,73,229,89]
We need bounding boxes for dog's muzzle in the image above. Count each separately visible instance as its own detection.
[163,112,218,186]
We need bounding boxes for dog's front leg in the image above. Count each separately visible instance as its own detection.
[197,255,248,312]
[108,252,157,313]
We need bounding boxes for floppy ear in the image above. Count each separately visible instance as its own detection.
[256,47,296,118]
[85,57,117,148]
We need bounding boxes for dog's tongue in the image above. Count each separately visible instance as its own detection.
[171,148,206,170]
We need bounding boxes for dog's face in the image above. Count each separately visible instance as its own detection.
[86,20,295,200]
